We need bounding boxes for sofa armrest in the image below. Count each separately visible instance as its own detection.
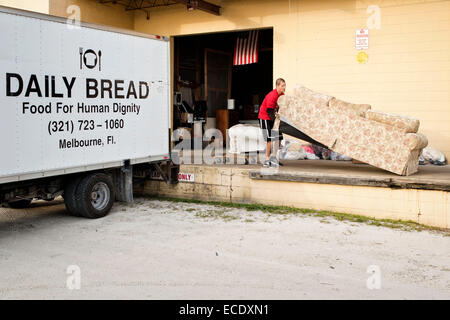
[293,85,333,105]
[366,110,419,133]
[404,133,428,151]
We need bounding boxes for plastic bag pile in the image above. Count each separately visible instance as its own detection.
[279,140,352,161]
[419,147,447,166]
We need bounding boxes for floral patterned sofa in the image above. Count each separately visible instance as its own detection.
[277,85,428,176]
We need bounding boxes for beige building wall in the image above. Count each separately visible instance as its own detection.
[0,0,49,13]
[133,0,450,160]
[0,0,134,29]
[48,0,134,30]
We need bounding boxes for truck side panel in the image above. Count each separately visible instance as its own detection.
[0,9,170,181]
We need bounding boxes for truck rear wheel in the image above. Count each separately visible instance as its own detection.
[75,173,115,219]
[8,198,32,209]
[64,176,83,217]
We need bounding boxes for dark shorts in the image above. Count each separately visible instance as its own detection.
[259,119,283,142]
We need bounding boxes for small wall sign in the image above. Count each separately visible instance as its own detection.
[356,29,369,50]
[178,173,195,182]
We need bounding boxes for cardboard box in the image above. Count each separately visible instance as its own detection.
[252,94,260,105]
[181,112,193,124]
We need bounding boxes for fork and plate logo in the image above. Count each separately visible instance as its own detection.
[79,48,102,71]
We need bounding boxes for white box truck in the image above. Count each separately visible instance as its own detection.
[0,6,178,218]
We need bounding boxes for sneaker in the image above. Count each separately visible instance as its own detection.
[273,154,284,166]
[269,157,279,168]
[263,159,270,168]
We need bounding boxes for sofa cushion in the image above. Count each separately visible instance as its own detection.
[328,97,371,117]
[366,110,420,133]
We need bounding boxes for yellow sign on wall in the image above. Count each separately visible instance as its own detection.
[356,51,368,64]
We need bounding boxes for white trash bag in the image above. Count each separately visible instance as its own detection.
[228,124,266,154]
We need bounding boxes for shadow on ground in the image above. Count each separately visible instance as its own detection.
[0,199,81,239]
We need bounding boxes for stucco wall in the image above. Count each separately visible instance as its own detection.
[0,0,49,13]
[133,0,450,160]
[48,0,134,29]
[0,0,134,29]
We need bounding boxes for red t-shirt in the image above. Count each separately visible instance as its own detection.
[258,89,284,120]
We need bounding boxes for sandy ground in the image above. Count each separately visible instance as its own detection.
[0,197,449,300]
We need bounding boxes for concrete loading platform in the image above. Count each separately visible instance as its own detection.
[136,160,450,229]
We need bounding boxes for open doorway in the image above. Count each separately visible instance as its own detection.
[173,28,273,147]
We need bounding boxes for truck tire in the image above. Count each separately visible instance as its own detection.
[75,173,115,219]
[64,176,83,217]
[8,198,32,209]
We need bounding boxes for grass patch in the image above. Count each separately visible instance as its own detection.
[145,196,449,235]
[194,209,238,222]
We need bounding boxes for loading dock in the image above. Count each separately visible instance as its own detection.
[138,159,450,229]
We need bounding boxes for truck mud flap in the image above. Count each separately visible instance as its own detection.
[114,161,133,203]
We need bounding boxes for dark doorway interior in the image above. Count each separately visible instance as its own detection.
[173,28,273,146]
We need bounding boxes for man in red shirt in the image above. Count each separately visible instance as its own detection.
[258,78,286,167]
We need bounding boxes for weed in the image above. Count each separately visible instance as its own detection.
[146,196,449,235]
[194,209,238,222]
